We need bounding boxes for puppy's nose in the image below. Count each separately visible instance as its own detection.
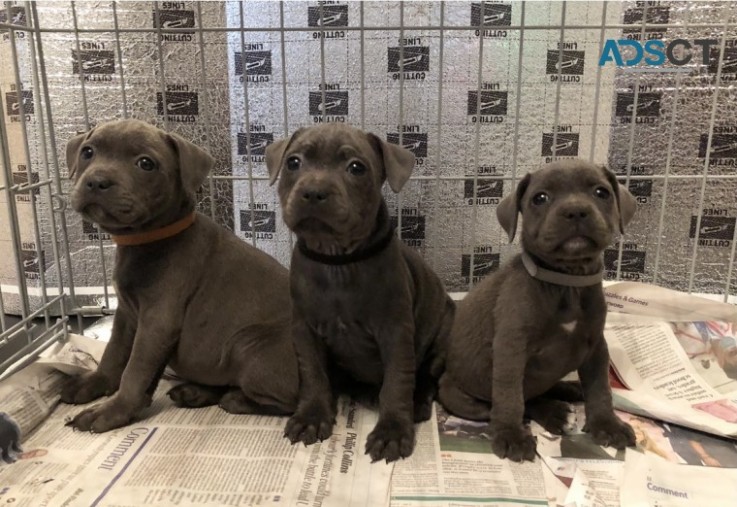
[302,189,329,204]
[85,176,114,192]
[561,206,589,221]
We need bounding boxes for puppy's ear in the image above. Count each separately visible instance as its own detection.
[602,166,637,234]
[265,128,304,186]
[368,134,415,193]
[496,173,531,243]
[65,128,95,179]
[167,132,215,195]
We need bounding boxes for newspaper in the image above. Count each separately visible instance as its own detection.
[0,334,391,507]
[604,282,737,438]
[390,404,548,507]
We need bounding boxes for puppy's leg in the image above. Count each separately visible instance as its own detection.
[365,320,416,463]
[413,355,437,423]
[579,336,635,449]
[540,380,584,403]
[219,388,292,416]
[67,308,178,433]
[284,316,336,446]
[168,383,228,408]
[61,308,136,404]
[489,323,536,462]
[438,373,490,421]
[1,445,14,464]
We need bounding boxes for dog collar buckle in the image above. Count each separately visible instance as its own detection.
[521,251,603,288]
[297,227,396,266]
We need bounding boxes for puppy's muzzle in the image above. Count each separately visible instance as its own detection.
[82,174,115,193]
[301,186,331,205]
[558,202,594,224]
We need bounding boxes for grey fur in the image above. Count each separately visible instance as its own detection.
[62,119,298,433]
[0,412,22,464]
[266,124,454,463]
[439,159,637,462]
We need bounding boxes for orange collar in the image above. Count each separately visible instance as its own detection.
[111,212,196,246]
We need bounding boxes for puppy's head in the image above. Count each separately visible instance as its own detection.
[497,160,636,268]
[66,119,213,234]
[265,124,414,250]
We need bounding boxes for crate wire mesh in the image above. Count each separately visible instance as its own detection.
[1,1,737,378]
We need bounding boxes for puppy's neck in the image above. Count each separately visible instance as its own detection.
[298,201,393,262]
[105,197,195,238]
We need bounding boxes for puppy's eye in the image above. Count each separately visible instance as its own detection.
[595,187,610,199]
[347,161,366,176]
[80,147,94,160]
[287,157,301,171]
[532,192,549,206]
[136,157,156,171]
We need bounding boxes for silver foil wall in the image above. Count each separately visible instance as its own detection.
[1,1,736,317]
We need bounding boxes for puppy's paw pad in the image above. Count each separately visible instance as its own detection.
[413,399,433,423]
[530,400,575,435]
[168,383,221,408]
[284,407,335,446]
[491,424,537,462]
[61,372,111,405]
[365,418,415,463]
[584,417,636,450]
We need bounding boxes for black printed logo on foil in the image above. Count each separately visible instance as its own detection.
[546,50,585,77]
[240,210,277,234]
[21,249,42,278]
[699,134,737,159]
[467,91,508,116]
[708,46,737,76]
[12,170,39,202]
[82,221,111,241]
[5,90,33,117]
[604,250,646,274]
[471,3,511,27]
[464,179,503,200]
[627,180,653,204]
[235,51,272,78]
[308,5,348,27]
[542,133,579,157]
[238,132,274,157]
[462,253,500,278]
[387,133,427,158]
[157,91,199,116]
[72,50,115,75]
[0,6,27,33]
[623,6,669,40]
[153,9,194,41]
[689,216,735,244]
[390,214,425,245]
[309,91,349,118]
[615,92,661,118]
[387,46,430,73]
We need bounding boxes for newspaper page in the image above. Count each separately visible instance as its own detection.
[620,449,737,506]
[390,404,548,507]
[0,334,392,507]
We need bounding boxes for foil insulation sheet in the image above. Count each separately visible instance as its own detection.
[1,1,736,317]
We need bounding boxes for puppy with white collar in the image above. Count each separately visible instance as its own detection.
[439,159,637,461]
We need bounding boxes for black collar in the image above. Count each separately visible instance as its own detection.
[297,227,396,265]
[520,251,603,287]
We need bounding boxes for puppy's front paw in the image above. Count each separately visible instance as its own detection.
[61,371,115,405]
[65,397,140,433]
[284,404,335,446]
[490,423,537,462]
[527,399,575,435]
[365,416,415,463]
[584,415,635,449]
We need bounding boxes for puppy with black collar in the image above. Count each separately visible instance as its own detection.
[438,159,637,461]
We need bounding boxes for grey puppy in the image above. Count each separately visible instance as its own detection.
[438,160,637,461]
[62,119,298,432]
[0,412,22,464]
[265,124,454,463]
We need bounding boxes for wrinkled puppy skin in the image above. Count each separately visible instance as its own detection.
[266,124,455,463]
[62,119,298,433]
[438,159,637,462]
